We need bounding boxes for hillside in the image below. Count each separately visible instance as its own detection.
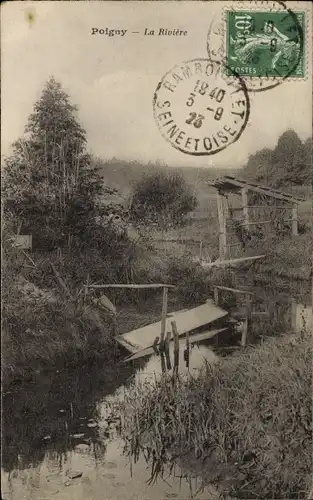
[94,157,239,205]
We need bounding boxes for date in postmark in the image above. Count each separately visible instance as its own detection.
[153,58,250,156]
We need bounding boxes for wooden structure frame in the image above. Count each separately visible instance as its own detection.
[213,285,254,346]
[85,283,175,346]
[208,176,304,260]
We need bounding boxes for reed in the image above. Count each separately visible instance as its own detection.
[120,329,312,499]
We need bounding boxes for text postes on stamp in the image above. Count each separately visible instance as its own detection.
[153,59,250,156]
[226,11,304,78]
[207,1,305,92]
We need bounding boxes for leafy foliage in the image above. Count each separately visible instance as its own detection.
[130,171,198,229]
[242,130,312,187]
[2,77,116,250]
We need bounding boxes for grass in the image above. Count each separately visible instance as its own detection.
[145,187,312,283]
[1,242,120,386]
[1,287,117,387]
[120,329,312,499]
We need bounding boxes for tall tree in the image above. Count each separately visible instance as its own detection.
[241,130,312,188]
[3,77,113,249]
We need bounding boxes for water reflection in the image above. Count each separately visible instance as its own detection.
[2,347,219,500]
[2,285,311,500]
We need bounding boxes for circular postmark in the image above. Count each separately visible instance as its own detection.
[153,58,250,156]
[207,0,305,92]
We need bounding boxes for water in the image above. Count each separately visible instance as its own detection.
[2,285,311,500]
[1,345,219,500]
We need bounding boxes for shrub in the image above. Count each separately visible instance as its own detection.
[130,171,198,229]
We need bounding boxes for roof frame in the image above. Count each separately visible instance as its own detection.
[208,175,304,204]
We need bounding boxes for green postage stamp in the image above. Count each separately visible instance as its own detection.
[226,11,305,78]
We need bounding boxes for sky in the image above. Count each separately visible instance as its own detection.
[1,0,312,169]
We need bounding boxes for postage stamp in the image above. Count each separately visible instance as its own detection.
[153,58,250,156]
[207,0,307,92]
[226,10,305,78]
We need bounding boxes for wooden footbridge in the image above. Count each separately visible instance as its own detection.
[85,282,262,366]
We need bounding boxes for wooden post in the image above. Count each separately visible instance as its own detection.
[241,187,249,229]
[160,352,166,374]
[152,336,160,356]
[241,294,252,347]
[165,331,172,370]
[185,331,190,369]
[240,318,248,347]
[50,262,72,299]
[199,240,203,264]
[213,287,219,305]
[171,320,180,374]
[216,191,227,260]
[291,299,297,331]
[292,204,298,236]
[160,286,168,349]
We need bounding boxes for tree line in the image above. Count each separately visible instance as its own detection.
[241,130,312,188]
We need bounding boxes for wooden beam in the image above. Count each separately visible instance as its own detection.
[185,331,190,369]
[165,331,172,370]
[292,204,298,236]
[241,187,249,229]
[222,176,304,203]
[241,295,252,347]
[238,220,272,226]
[171,320,180,374]
[216,191,227,260]
[160,286,168,346]
[201,255,266,268]
[199,240,203,264]
[214,287,219,305]
[50,262,72,299]
[213,285,254,296]
[86,283,175,289]
[122,328,226,363]
[231,205,293,210]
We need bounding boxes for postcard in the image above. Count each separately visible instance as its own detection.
[2,1,312,500]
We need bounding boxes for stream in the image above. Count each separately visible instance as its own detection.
[2,284,311,500]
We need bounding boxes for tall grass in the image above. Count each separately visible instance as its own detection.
[120,329,312,499]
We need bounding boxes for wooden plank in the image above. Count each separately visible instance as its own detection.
[214,287,219,305]
[122,328,227,362]
[213,285,254,296]
[12,234,32,250]
[50,262,72,299]
[238,220,272,226]
[165,332,172,370]
[87,283,175,289]
[292,204,298,236]
[199,240,203,264]
[172,320,180,373]
[241,187,249,229]
[216,191,227,260]
[201,255,266,268]
[117,302,228,353]
[221,176,304,203]
[160,286,168,345]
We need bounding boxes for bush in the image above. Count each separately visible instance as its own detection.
[130,171,198,229]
